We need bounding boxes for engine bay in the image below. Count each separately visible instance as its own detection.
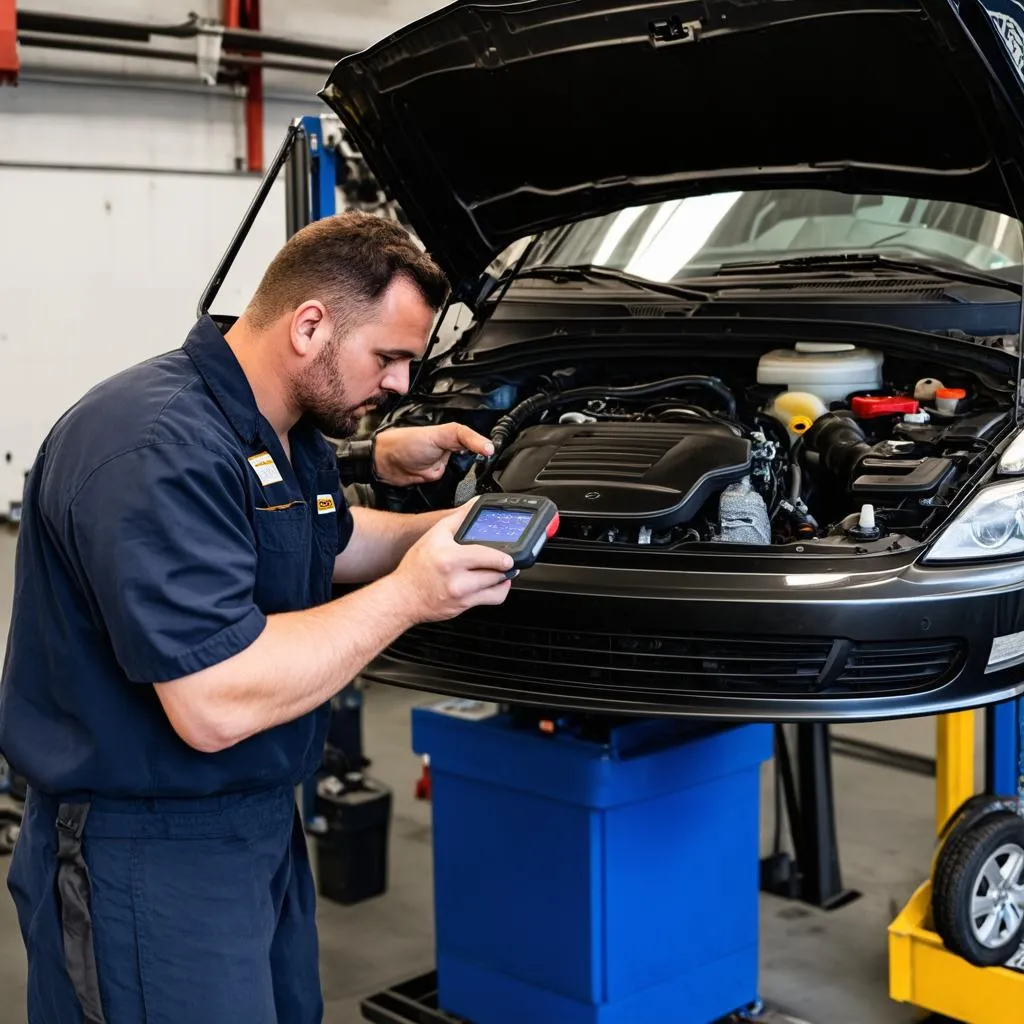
[387,339,1016,553]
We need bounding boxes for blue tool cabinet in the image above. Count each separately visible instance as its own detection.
[413,703,773,1024]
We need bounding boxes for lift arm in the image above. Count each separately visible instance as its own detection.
[936,711,975,834]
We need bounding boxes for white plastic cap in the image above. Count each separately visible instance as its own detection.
[903,411,931,424]
[859,504,876,530]
[794,341,856,352]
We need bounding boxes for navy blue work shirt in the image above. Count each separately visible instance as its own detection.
[0,315,354,800]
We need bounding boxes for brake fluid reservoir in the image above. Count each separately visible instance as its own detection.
[757,342,884,405]
[767,390,827,442]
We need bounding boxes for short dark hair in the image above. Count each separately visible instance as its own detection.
[245,211,450,333]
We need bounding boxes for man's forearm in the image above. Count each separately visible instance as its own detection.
[156,573,419,753]
[333,506,450,583]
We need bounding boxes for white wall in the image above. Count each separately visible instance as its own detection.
[0,1,446,510]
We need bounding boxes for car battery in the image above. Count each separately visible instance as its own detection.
[313,770,392,906]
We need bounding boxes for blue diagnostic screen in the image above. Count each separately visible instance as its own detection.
[464,507,534,544]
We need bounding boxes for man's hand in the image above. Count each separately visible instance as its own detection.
[392,502,514,622]
[372,424,493,487]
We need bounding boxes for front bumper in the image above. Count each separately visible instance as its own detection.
[367,553,1024,721]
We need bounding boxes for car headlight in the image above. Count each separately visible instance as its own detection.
[998,430,1024,475]
[925,479,1024,562]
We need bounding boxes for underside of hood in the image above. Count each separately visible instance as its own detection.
[319,0,1024,289]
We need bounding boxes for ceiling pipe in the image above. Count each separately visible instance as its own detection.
[16,10,353,63]
[16,31,332,77]
[18,11,182,43]
[12,7,360,169]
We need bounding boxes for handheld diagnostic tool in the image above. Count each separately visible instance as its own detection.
[454,494,559,571]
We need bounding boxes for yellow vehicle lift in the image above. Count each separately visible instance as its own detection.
[889,700,1024,1023]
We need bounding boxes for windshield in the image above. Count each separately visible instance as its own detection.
[522,189,1024,282]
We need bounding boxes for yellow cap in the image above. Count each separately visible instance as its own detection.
[790,415,813,434]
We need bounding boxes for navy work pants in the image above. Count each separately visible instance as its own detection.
[7,784,323,1023]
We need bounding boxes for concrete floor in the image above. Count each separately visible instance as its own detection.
[0,525,954,1022]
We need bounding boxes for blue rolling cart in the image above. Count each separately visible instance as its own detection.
[363,700,777,1024]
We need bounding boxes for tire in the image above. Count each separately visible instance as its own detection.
[931,821,976,940]
[933,812,1024,966]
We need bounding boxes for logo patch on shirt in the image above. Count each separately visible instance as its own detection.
[316,494,336,515]
[247,451,283,487]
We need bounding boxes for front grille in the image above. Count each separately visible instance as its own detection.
[387,620,963,698]
[836,639,964,690]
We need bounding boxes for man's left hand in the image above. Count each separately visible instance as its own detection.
[372,424,494,487]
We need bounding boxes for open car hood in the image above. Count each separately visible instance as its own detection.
[319,0,1024,289]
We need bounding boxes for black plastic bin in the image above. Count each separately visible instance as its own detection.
[314,771,392,905]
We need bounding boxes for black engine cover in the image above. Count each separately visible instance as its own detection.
[490,421,751,528]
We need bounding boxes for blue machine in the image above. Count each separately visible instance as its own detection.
[296,114,341,224]
[411,703,773,1024]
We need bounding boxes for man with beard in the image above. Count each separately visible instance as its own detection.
[0,211,515,1024]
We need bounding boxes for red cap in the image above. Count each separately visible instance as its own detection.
[936,388,966,400]
[851,395,920,418]
[546,513,560,538]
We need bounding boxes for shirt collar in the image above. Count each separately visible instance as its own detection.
[182,316,262,446]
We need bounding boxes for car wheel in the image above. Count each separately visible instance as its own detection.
[933,812,1024,966]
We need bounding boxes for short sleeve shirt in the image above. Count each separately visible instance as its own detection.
[0,316,354,799]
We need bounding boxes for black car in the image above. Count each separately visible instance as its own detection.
[312,0,1024,721]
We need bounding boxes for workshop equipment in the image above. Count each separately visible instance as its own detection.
[313,769,392,906]
[453,493,559,571]
[760,723,860,911]
[889,700,1024,1022]
[372,700,772,1024]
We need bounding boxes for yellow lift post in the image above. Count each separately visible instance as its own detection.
[889,704,1024,1023]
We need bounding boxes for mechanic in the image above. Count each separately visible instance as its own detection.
[0,210,515,1024]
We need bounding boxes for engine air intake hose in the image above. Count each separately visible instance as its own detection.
[804,412,871,483]
[489,375,737,454]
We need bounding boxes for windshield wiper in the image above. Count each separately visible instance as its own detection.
[712,253,1022,296]
[511,264,711,302]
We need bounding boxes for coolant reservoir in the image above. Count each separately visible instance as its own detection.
[767,390,827,442]
[757,342,884,406]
